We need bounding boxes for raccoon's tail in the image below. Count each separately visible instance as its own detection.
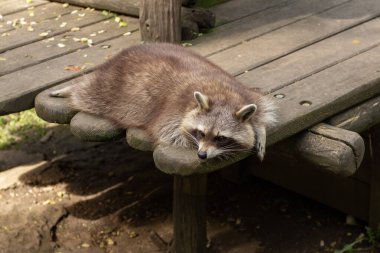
[49,86,73,98]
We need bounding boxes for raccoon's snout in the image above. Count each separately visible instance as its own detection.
[197,151,207,160]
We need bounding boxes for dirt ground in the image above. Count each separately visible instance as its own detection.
[0,125,373,253]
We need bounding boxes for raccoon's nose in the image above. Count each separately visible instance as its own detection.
[197,151,207,160]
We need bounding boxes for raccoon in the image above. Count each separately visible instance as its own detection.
[51,43,276,160]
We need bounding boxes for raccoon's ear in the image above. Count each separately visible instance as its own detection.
[236,104,257,122]
[194,91,210,111]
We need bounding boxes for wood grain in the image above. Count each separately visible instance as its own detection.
[237,18,380,93]
[0,15,139,76]
[0,7,109,53]
[207,0,380,75]
[139,0,181,43]
[191,0,349,56]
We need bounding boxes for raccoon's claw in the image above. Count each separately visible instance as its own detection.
[255,126,266,161]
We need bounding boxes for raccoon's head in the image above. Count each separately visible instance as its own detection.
[181,91,258,160]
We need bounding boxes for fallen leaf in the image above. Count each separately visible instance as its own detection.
[81,243,90,248]
[62,3,69,8]
[97,30,105,34]
[39,32,49,37]
[78,13,85,17]
[27,26,34,31]
[114,16,121,23]
[352,39,360,45]
[57,43,66,48]
[71,27,80,32]
[26,0,33,4]
[64,65,82,71]
[0,57,6,61]
[119,21,127,27]
[71,10,78,14]
[123,31,132,36]
[59,22,67,28]
[106,238,115,245]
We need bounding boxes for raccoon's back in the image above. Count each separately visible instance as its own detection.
[69,43,229,127]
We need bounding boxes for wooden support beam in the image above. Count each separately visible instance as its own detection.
[173,175,207,253]
[139,0,182,42]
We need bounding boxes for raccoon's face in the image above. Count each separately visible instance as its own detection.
[181,91,257,160]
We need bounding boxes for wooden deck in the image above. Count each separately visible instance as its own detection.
[1,0,380,145]
[1,0,380,222]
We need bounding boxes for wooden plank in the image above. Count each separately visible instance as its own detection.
[247,149,370,221]
[0,7,109,53]
[209,0,292,25]
[0,16,139,76]
[327,95,380,133]
[0,2,81,34]
[191,0,349,56]
[237,18,380,93]
[0,0,46,16]
[0,31,141,114]
[51,0,140,17]
[206,0,380,75]
[266,45,380,146]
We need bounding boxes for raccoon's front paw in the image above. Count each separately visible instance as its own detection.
[256,141,265,161]
[255,126,266,161]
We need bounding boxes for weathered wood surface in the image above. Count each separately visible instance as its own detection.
[192,0,348,56]
[0,0,46,16]
[238,18,380,93]
[0,15,138,75]
[327,95,380,133]
[266,45,380,146]
[139,0,181,42]
[275,124,365,176]
[51,0,140,17]
[0,7,109,53]
[0,2,80,34]
[207,0,380,75]
[70,112,125,141]
[172,175,207,253]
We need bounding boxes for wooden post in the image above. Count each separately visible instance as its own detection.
[369,125,380,228]
[139,1,208,252]
[140,0,182,42]
[173,175,207,253]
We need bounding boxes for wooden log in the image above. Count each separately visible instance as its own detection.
[272,123,365,176]
[139,0,182,42]
[172,175,207,253]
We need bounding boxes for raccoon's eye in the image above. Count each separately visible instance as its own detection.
[196,130,205,139]
[214,135,227,143]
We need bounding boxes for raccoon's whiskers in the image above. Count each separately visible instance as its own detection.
[182,129,199,148]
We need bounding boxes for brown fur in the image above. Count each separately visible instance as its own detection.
[62,43,276,159]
